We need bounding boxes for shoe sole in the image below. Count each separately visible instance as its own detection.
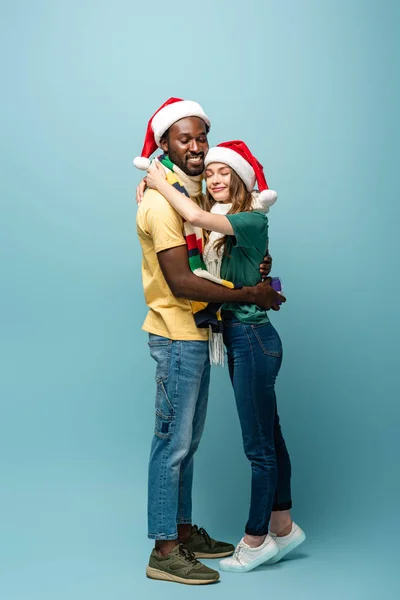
[266,531,306,564]
[219,543,279,573]
[194,550,234,559]
[146,566,219,585]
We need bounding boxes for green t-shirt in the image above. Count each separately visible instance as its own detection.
[220,211,270,324]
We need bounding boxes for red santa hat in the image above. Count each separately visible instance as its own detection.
[133,97,211,170]
[204,140,277,207]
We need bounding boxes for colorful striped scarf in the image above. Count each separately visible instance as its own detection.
[158,154,237,334]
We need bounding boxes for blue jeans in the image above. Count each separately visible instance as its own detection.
[147,334,210,540]
[223,312,292,536]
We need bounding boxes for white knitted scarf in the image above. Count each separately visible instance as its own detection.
[203,202,233,366]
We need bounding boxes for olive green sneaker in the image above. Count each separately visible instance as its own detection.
[183,525,235,559]
[146,544,220,585]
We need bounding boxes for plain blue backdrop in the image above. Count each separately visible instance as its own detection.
[1,1,399,598]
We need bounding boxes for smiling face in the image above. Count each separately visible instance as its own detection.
[204,162,232,203]
[160,116,209,176]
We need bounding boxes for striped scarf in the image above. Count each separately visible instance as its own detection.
[158,154,237,341]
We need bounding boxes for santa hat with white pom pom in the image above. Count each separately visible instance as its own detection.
[133,97,211,171]
[204,140,277,208]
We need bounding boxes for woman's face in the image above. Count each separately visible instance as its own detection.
[204,162,231,203]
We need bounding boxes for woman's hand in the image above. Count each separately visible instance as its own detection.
[136,178,147,204]
[146,159,167,191]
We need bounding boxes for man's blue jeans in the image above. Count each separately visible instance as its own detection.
[147,334,210,540]
[223,312,292,536]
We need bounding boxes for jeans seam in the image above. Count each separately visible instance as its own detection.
[176,519,192,525]
[171,341,181,435]
[148,532,178,540]
[158,438,172,537]
[273,409,281,508]
[178,462,184,523]
[273,453,280,508]
[272,501,292,512]
[154,340,174,536]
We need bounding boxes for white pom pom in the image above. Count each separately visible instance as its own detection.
[258,189,278,208]
[133,156,151,170]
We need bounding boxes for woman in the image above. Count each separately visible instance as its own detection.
[145,140,306,573]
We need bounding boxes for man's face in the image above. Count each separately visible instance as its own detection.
[160,117,209,176]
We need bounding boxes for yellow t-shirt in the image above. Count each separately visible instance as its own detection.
[136,188,208,341]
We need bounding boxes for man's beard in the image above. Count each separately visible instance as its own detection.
[168,147,205,176]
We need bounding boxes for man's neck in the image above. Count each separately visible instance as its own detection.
[168,161,203,199]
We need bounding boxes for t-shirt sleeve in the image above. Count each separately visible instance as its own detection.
[142,189,187,253]
[225,211,269,250]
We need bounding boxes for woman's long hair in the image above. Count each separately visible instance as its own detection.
[204,167,253,256]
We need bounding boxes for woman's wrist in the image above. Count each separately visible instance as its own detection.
[156,178,170,194]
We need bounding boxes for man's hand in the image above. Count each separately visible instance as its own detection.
[136,177,148,204]
[259,254,281,310]
[259,254,272,279]
[253,278,286,310]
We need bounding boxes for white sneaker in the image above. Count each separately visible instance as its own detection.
[219,534,279,573]
[266,522,306,564]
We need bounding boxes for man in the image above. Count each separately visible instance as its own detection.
[134,98,283,585]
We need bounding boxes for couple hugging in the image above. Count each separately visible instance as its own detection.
[134,97,305,585]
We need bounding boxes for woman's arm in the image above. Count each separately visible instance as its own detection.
[146,161,234,235]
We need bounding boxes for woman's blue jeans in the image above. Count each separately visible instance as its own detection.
[223,312,292,536]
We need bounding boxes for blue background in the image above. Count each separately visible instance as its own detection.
[1,1,399,598]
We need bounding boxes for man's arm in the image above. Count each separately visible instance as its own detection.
[157,246,284,310]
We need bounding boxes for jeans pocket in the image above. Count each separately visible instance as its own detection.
[148,338,172,384]
[148,338,174,439]
[251,324,283,357]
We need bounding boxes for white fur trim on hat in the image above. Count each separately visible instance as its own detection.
[152,100,211,147]
[251,190,277,213]
[204,146,256,191]
[133,156,151,170]
[258,189,277,207]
